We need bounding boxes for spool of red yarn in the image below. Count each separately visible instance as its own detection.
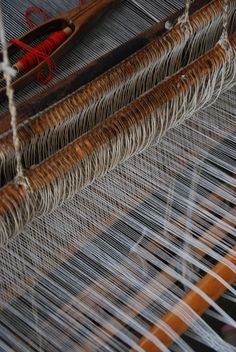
[11,30,68,84]
[10,6,73,85]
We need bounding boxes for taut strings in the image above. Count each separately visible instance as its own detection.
[0,0,236,351]
[0,29,236,242]
[0,87,235,351]
[1,0,235,186]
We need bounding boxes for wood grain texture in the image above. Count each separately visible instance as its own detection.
[0,0,211,135]
[0,32,234,236]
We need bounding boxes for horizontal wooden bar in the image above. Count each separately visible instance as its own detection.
[0,32,235,244]
[0,0,230,189]
[0,0,211,135]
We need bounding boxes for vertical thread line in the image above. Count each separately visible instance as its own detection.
[222,0,229,41]
[219,0,231,52]
[178,0,192,36]
[0,5,25,183]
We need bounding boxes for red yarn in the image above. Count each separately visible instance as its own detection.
[11,30,67,84]
[25,7,49,29]
[11,4,81,85]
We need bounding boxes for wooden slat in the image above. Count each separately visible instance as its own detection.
[0,32,235,242]
[0,0,211,134]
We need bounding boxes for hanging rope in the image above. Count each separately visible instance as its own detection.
[222,0,229,40]
[219,0,231,52]
[0,5,26,185]
[178,0,193,37]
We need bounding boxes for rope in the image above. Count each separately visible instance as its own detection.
[0,5,26,185]
[178,0,193,37]
[222,0,229,40]
[219,0,231,52]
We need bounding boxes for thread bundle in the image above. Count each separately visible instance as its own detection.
[11,30,67,84]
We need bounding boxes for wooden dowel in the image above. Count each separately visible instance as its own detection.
[137,245,236,352]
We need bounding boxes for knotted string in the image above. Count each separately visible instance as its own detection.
[178,0,193,37]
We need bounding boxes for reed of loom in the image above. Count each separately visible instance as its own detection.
[1,0,235,187]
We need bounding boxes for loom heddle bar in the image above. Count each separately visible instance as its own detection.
[0,32,236,245]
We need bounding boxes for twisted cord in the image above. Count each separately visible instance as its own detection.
[178,0,193,36]
[0,5,26,185]
[222,0,229,40]
[218,0,231,53]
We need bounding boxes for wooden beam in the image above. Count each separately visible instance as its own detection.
[0,0,211,135]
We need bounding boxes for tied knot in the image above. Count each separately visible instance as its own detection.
[178,14,193,38]
[14,173,32,191]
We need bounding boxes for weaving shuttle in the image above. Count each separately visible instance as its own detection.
[0,0,117,97]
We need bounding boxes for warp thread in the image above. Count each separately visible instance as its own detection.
[0,0,233,188]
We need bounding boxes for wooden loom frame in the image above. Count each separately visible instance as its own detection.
[0,0,236,351]
[0,0,211,134]
[0,0,232,157]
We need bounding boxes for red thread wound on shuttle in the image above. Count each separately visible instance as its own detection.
[11,30,67,84]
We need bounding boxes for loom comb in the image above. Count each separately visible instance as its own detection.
[0,0,117,98]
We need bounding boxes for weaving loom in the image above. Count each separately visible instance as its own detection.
[0,0,236,351]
